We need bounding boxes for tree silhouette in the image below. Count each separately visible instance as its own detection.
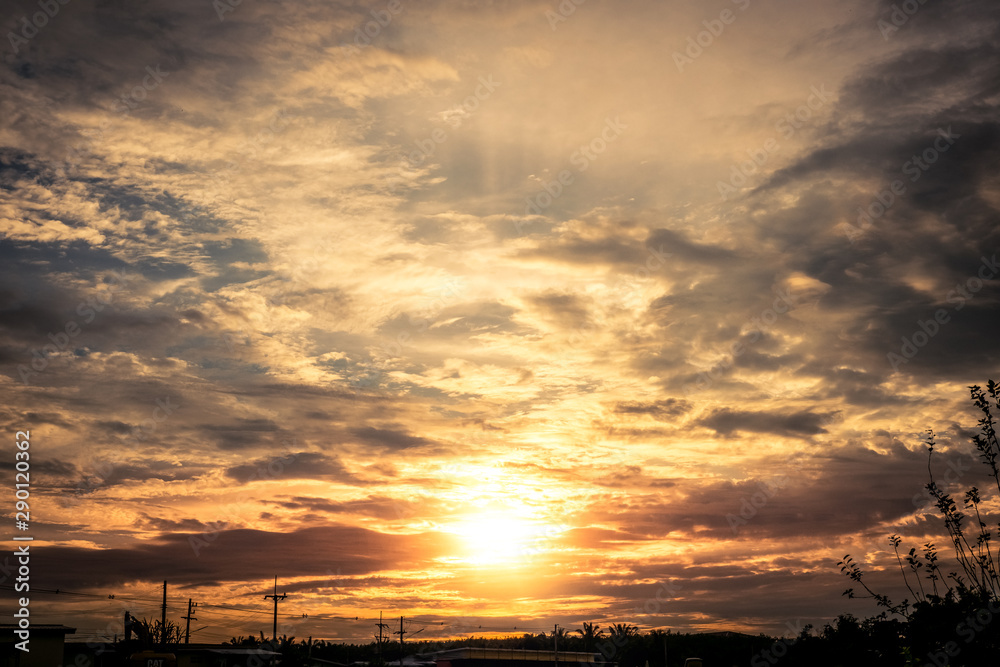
[837,380,1000,663]
[576,622,604,651]
[138,617,184,645]
[607,623,639,640]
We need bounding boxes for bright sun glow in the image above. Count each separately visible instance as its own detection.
[447,513,564,566]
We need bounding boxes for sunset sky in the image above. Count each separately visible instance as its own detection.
[2,0,1000,646]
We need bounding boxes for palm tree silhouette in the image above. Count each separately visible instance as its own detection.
[576,622,605,651]
[607,623,639,641]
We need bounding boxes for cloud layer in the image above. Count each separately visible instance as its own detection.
[2,0,999,644]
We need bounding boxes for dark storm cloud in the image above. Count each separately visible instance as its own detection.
[854,294,1000,377]
[225,381,367,404]
[0,238,128,285]
[801,366,911,408]
[526,291,592,329]
[136,515,219,533]
[57,449,208,495]
[589,435,993,544]
[516,235,641,266]
[645,228,738,265]
[7,410,75,428]
[0,457,76,477]
[202,238,269,265]
[31,524,463,590]
[87,180,227,241]
[596,563,854,631]
[613,398,692,420]
[697,409,834,438]
[74,460,206,486]
[517,224,738,276]
[202,417,281,449]
[202,238,272,292]
[0,144,226,241]
[727,5,1000,399]
[273,494,444,520]
[0,236,221,388]
[224,451,366,484]
[348,426,436,450]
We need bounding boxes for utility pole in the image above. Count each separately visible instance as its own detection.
[395,616,407,664]
[375,611,391,666]
[161,581,167,649]
[264,576,287,641]
[182,599,198,644]
[554,624,559,665]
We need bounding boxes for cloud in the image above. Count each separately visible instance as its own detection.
[348,426,437,451]
[697,409,836,438]
[33,525,464,589]
[225,451,366,485]
[2,0,998,639]
[613,398,692,421]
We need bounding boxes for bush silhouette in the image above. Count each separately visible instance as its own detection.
[837,380,1000,665]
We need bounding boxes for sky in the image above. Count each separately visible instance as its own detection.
[2,0,1000,646]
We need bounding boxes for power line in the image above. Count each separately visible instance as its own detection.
[1,583,555,642]
[199,604,271,616]
[0,584,186,608]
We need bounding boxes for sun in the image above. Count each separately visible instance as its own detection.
[447,512,562,566]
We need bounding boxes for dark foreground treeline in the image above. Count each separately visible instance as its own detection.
[224,605,998,667]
